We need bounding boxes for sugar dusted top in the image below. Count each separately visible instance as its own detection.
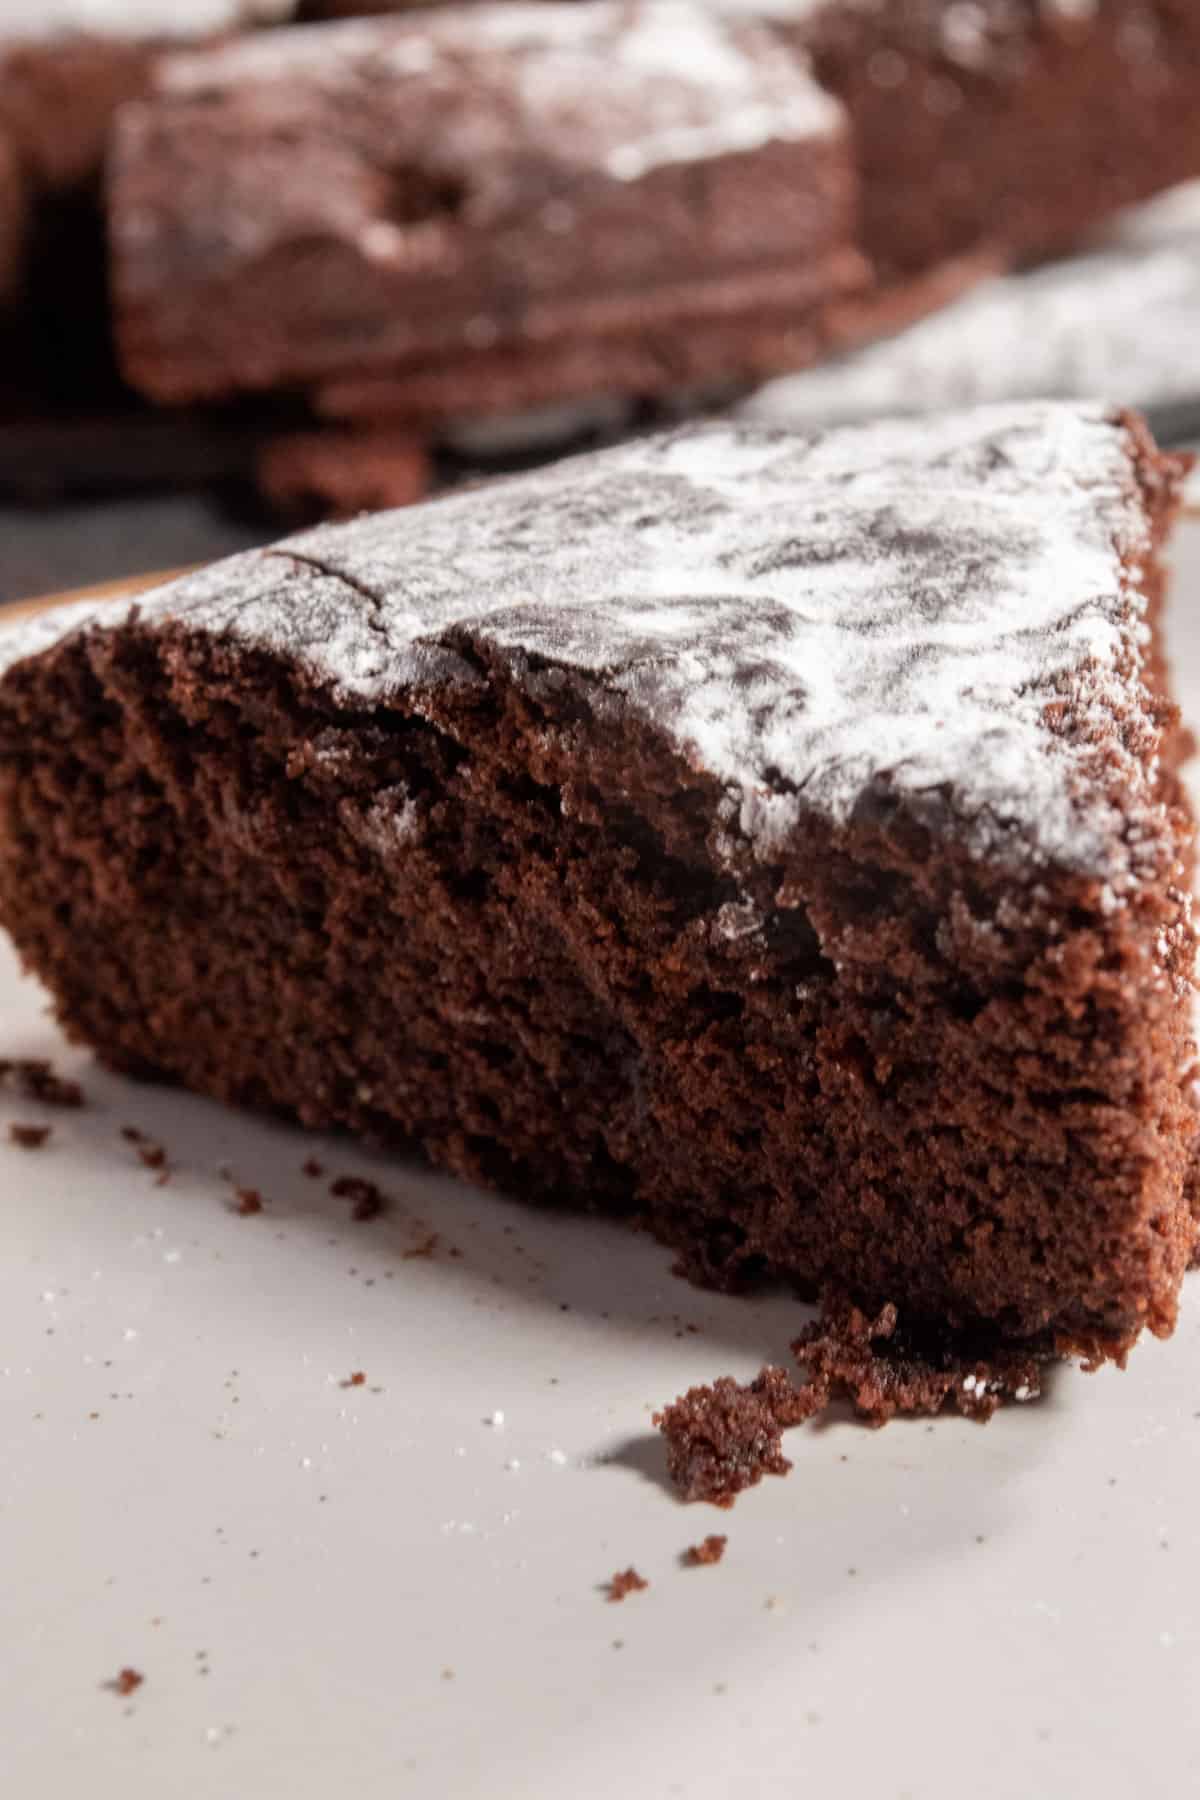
[156,1,842,183]
[4,403,1170,881]
[0,0,293,42]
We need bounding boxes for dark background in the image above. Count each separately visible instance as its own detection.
[1,492,271,606]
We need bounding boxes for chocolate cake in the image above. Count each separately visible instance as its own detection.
[0,133,28,307]
[165,0,1200,289]
[254,426,430,519]
[0,4,297,214]
[739,181,1200,437]
[785,0,1200,281]
[107,3,866,415]
[0,2,335,514]
[1,402,1196,1361]
[1,32,149,239]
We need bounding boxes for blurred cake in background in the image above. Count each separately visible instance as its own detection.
[739,181,1200,439]
[0,3,296,306]
[3,0,1200,535]
[0,3,306,514]
[293,0,1200,277]
[784,0,1200,280]
[107,4,865,424]
[0,130,28,308]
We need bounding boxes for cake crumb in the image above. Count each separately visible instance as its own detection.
[606,1568,648,1603]
[654,1366,825,1507]
[683,1534,728,1567]
[330,1175,387,1222]
[341,1371,367,1388]
[107,1668,144,1697]
[9,1122,51,1150]
[121,1126,169,1177]
[402,1232,440,1260]
[302,1158,324,1179]
[0,1058,84,1108]
[231,1188,264,1217]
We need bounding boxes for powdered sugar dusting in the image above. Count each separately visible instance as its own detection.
[0,0,293,42]
[6,404,1165,882]
[157,1,841,180]
[0,597,115,679]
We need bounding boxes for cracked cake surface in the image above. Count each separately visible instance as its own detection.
[74,401,1185,875]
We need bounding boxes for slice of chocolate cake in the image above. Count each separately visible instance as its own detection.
[0,133,28,307]
[0,4,297,203]
[0,2,309,505]
[792,0,1200,282]
[107,2,865,417]
[1,402,1195,1360]
[276,1,1200,290]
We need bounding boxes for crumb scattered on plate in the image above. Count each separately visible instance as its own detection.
[683,1534,727,1567]
[8,1122,50,1149]
[330,1175,386,1222]
[0,1057,84,1108]
[654,1366,823,1507]
[606,1568,648,1603]
[402,1232,439,1260]
[121,1126,169,1177]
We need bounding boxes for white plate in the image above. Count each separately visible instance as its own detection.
[7,516,1200,1800]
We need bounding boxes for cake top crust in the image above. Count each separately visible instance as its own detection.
[0,1,294,43]
[718,0,1112,56]
[0,402,1170,882]
[150,2,842,186]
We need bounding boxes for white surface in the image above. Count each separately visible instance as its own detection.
[5,516,1200,1799]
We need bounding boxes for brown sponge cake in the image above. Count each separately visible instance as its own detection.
[277,1,1200,288]
[0,133,28,306]
[107,2,864,414]
[800,0,1200,280]
[0,401,1195,1358]
[0,5,297,195]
